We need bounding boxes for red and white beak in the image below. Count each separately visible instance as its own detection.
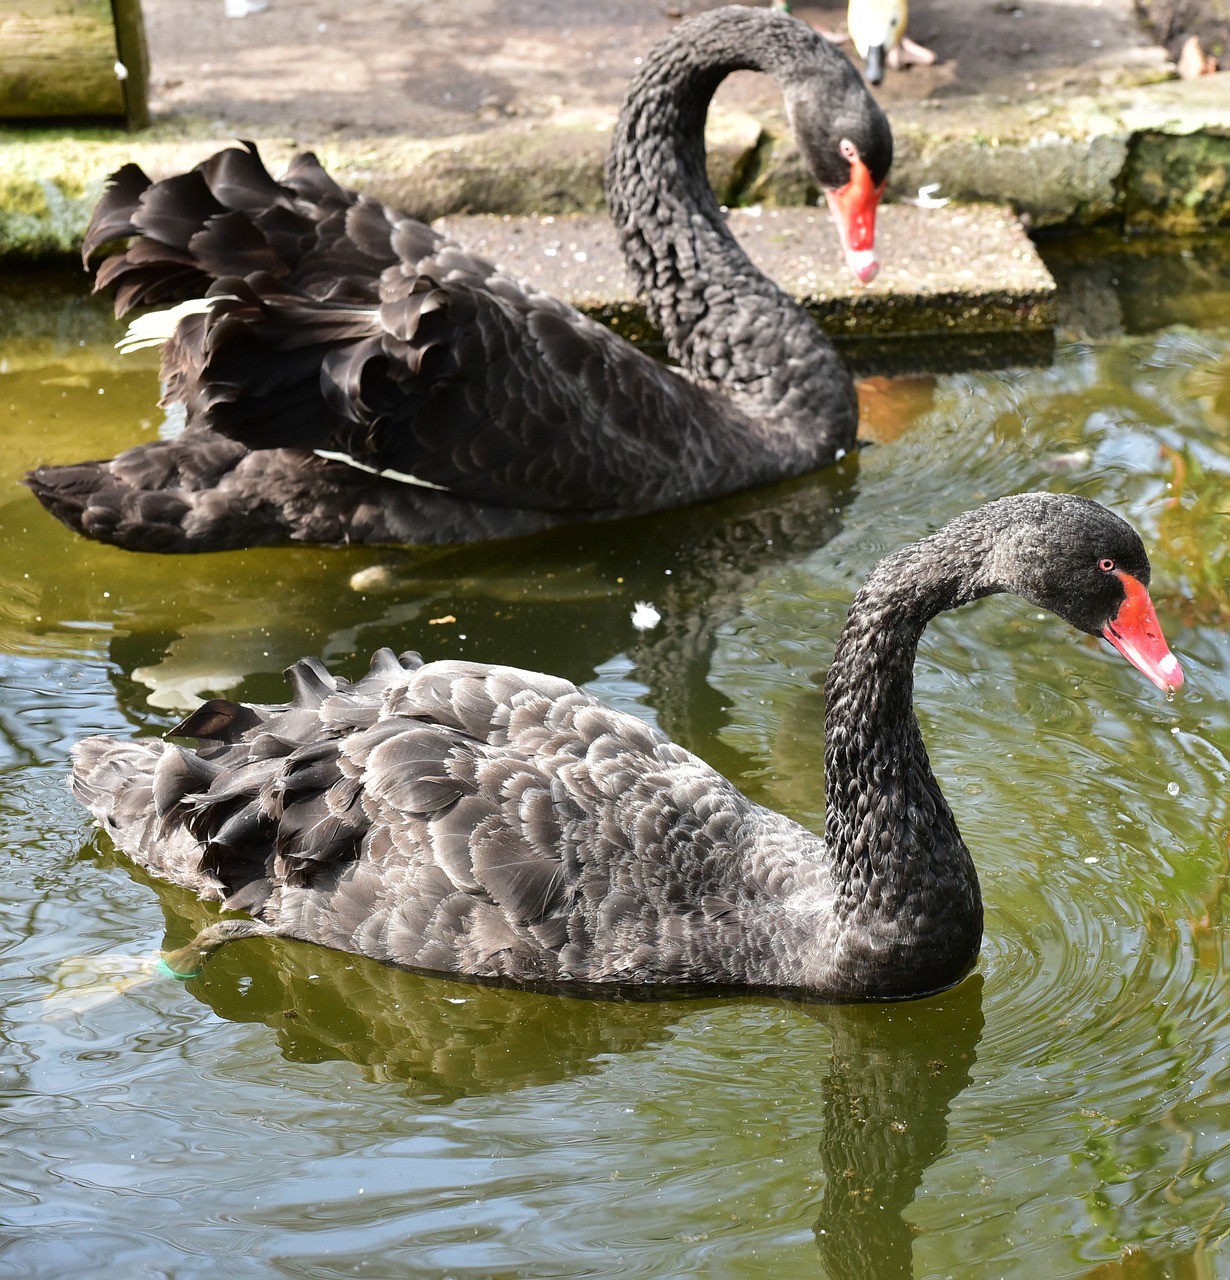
[824,147,885,285]
[1102,571,1183,694]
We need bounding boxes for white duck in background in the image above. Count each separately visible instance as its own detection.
[847,0,937,84]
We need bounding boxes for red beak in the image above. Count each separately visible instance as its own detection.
[824,156,885,284]
[1102,571,1183,694]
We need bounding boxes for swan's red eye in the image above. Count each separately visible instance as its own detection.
[1098,558,1116,572]
[838,138,858,162]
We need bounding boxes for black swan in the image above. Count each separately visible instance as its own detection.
[26,6,891,555]
[69,494,1182,1000]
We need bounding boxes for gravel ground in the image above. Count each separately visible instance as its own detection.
[141,0,1172,138]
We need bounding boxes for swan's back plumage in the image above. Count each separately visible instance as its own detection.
[73,649,828,988]
[91,146,756,514]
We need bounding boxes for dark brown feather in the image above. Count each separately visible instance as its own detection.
[81,162,154,262]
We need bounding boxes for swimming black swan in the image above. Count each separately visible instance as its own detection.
[26,6,891,555]
[70,494,1182,1000]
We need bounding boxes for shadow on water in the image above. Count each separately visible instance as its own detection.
[839,328,1056,381]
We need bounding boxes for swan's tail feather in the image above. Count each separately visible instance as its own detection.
[70,735,222,892]
[24,430,565,553]
[194,141,290,217]
[281,150,353,206]
[88,168,228,315]
[82,142,367,319]
[23,432,292,553]
[71,734,280,912]
[80,161,154,262]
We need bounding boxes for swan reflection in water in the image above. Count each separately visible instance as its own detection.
[79,852,983,1280]
[103,460,859,743]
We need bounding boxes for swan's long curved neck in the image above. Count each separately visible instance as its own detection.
[821,532,991,995]
[606,10,844,405]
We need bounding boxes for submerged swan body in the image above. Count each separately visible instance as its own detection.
[71,494,1182,1000]
[26,7,891,554]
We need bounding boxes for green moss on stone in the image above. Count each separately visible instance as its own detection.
[1123,131,1230,232]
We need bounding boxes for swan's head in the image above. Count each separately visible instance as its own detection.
[785,69,892,284]
[972,493,1184,694]
[823,149,884,283]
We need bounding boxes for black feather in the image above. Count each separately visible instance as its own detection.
[173,699,261,742]
[82,163,153,262]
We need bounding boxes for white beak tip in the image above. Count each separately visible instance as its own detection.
[846,250,879,284]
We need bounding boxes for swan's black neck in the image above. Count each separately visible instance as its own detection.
[606,8,857,438]
[822,525,996,996]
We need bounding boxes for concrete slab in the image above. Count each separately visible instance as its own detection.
[434,203,1056,336]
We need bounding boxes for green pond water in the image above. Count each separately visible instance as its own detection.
[3,239,1230,1278]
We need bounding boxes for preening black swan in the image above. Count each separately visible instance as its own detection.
[26,6,891,555]
[847,0,937,86]
[70,494,1182,1000]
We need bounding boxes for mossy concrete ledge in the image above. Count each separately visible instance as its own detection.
[882,76,1230,231]
[0,108,760,262]
[435,205,1056,340]
[2,67,1229,267]
[2,69,1229,267]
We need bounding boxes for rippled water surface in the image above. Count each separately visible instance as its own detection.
[4,239,1230,1278]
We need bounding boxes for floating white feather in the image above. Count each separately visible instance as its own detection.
[903,183,949,209]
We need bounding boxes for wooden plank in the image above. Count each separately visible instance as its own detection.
[112,0,150,128]
[0,0,124,119]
